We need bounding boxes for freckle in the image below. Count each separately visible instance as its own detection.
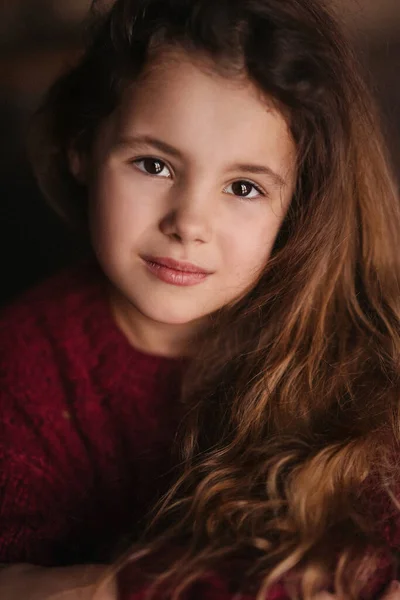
[62,411,71,420]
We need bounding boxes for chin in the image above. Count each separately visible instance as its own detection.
[141,306,206,326]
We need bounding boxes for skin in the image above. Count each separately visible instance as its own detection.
[1,49,398,600]
[0,564,115,599]
[71,48,296,357]
[315,582,400,600]
[52,47,400,600]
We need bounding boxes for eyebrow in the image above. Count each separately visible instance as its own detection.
[115,135,183,159]
[227,163,287,188]
[115,134,287,188]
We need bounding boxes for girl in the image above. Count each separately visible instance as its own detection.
[0,0,400,598]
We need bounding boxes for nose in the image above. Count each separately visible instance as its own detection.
[159,183,213,244]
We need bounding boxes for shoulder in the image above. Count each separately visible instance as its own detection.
[0,260,106,360]
[0,259,105,336]
[0,260,108,409]
[0,260,108,491]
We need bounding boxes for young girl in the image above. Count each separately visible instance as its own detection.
[1,0,400,598]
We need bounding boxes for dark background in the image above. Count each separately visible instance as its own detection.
[0,0,399,306]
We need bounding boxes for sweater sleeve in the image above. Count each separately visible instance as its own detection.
[0,264,187,567]
[0,301,72,565]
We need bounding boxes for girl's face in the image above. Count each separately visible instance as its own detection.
[78,49,296,353]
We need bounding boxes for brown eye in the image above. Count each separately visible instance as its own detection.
[144,158,164,174]
[232,181,252,197]
[134,158,171,178]
[225,180,264,199]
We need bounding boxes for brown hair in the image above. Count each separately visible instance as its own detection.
[31,0,400,598]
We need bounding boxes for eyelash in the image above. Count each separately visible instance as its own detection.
[132,157,173,178]
[131,156,267,199]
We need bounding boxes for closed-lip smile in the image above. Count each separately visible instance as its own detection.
[141,255,213,287]
[142,255,212,274]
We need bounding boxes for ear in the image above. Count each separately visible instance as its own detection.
[68,147,88,184]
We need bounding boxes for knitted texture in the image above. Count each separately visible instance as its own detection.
[0,262,398,599]
[0,261,182,566]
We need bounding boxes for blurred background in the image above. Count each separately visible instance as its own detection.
[0,0,399,305]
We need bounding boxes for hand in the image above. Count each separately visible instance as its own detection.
[0,563,117,600]
[314,580,400,600]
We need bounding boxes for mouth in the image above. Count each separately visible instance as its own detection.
[141,255,213,287]
[143,256,211,274]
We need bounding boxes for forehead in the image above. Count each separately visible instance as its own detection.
[103,49,296,181]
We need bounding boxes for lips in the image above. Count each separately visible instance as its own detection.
[142,256,212,274]
[141,255,213,287]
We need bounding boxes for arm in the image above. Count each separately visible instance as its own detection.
[0,564,116,600]
[0,304,115,599]
[117,558,400,600]
[315,581,400,600]
[0,298,106,565]
[0,445,116,600]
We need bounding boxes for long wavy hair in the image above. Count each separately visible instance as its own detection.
[30,0,400,597]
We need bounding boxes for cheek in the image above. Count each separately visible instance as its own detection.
[89,171,152,248]
[224,215,281,276]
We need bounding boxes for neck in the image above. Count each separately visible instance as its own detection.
[108,286,204,358]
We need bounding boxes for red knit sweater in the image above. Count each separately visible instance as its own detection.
[0,262,397,599]
[0,262,183,566]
